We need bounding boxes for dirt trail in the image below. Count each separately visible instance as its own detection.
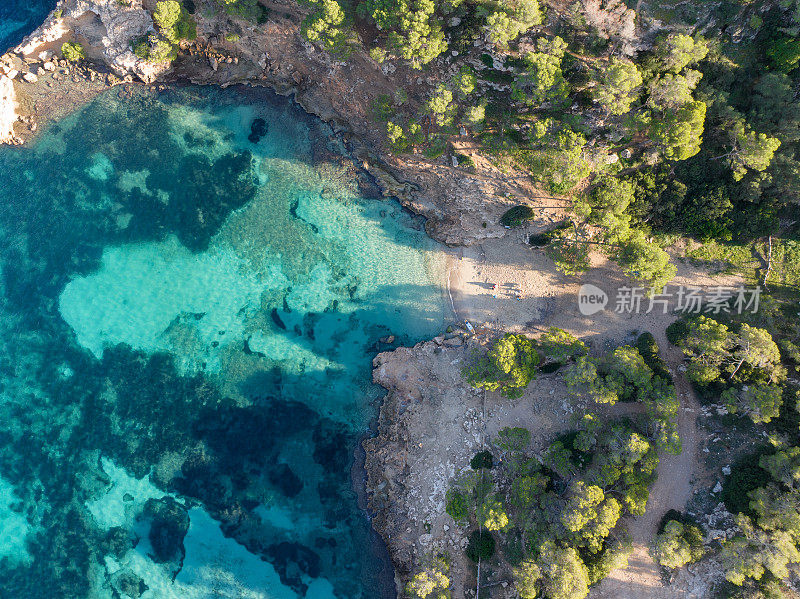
[590,336,702,599]
[445,230,724,598]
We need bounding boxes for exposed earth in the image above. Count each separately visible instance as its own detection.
[365,224,744,597]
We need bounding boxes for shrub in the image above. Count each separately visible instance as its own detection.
[539,328,587,361]
[497,427,531,451]
[665,319,689,346]
[153,0,197,43]
[61,42,86,62]
[455,153,476,169]
[529,232,551,246]
[423,137,448,159]
[471,450,494,470]
[463,333,540,398]
[406,560,450,598]
[545,235,591,276]
[636,332,670,379]
[500,205,535,227]
[722,448,773,516]
[652,519,705,569]
[133,37,151,59]
[585,539,632,584]
[218,0,269,23]
[369,47,387,62]
[301,0,350,55]
[477,496,509,530]
[466,529,496,562]
[445,489,469,523]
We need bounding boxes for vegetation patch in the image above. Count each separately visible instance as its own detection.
[500,205,536,227]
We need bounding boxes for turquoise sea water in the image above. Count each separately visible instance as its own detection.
[0,85,448,597]
[0,0,58,53]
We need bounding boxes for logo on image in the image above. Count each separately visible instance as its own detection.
[578,284,608,316]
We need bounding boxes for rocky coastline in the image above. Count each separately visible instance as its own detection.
[0,1,517,594]
[0,0,541,248]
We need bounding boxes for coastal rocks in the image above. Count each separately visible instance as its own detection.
[0,76,19,144]
[364,338,483,590]
[16,0,169,84]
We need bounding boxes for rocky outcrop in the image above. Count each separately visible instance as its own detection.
[15,0,169,83]
[363,336,481,596]
[0,76,18,144]
[14,14,70,56]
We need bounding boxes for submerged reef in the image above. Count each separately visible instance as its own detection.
[0,85,446,597]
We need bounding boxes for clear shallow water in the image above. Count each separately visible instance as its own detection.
[0,0,58,53]
[0,85,448,597]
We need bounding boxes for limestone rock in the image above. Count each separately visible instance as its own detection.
[16,0,170,84]
[0,76,19,144]
[23,72,38,83]
[15,17,69,56]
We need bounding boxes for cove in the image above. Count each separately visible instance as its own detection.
[0,85,448,597]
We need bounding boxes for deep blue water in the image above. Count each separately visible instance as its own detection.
[0,0,59,53]
[0,85,448,598]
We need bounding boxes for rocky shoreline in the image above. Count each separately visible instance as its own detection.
[0,1,550,595]
[0,0,544,248]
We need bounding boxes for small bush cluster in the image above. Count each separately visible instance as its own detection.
[61,42,86,62]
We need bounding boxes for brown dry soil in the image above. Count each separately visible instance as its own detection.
[365,224,743,598]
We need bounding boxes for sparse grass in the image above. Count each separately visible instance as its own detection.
[770,239,800,289]
[684,239,800,290]
[685,240,758,278]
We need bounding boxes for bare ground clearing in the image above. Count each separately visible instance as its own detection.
[367,220,743,597]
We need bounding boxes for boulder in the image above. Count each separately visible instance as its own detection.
[140,497,189,564]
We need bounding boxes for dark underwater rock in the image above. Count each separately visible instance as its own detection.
[270,308,287,330]
[111,569,149,599]
[266,541,321,594]
[268,463,304,498]
[312,420,352,474]
[142,497,189,563]
[248,118,269,143]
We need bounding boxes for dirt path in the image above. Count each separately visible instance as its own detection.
[590,337,702,599]
[446,230,718,598]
